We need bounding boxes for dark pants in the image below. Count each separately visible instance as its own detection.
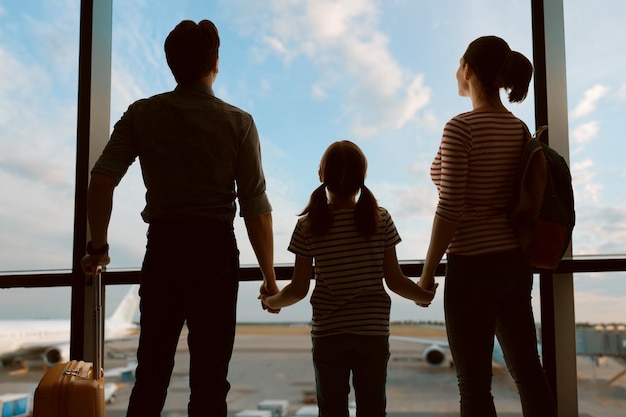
[444,251,556,417]
[125,218,239,417]
[312,334,389,417]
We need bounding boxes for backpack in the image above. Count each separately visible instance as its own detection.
[509,124,575,269]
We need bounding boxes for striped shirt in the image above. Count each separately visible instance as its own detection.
[288,207,401,338]
[431,111,525,255]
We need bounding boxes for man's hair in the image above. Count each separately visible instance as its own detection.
[164,19,220,85]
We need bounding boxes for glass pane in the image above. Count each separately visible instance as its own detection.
[574,272,626,417]
[0,285,139,411]
[105,1,545,415]
[107,1,538,272]
[0,1,80,272]
[564,0,626,257]
[563,7,626,413]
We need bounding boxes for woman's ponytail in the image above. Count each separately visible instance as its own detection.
[463,36,533,103]
[502,51,534,103]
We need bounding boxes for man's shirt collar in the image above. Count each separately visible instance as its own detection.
[175,82,214,96]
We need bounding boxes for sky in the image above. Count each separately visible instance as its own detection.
[0,0,625,324]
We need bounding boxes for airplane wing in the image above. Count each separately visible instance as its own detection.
[390,336,448,347]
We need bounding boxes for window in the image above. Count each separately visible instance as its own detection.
[563,0,626,318]
[0,1,80,272]
[1,1,624,415]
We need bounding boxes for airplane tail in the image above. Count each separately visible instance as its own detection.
[108,284,140,325]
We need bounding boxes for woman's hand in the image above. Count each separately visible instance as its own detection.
[416,277,438,307]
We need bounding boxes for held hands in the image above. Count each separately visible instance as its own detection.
[259,281,281,314]
[416,276,439,308]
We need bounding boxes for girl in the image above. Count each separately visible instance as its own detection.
[260,140,436,417]
[419,36,556,416]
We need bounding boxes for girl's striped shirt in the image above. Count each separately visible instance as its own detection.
[288,207,400,338]
[430,111,525,255]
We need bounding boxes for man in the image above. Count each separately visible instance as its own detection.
[81,19,278,417]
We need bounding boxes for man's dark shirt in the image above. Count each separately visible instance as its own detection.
[92,83,271,223]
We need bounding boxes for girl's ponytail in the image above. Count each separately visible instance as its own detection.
[355,185,381,239]
[300,183,332,236]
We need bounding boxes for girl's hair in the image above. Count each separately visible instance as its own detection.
[300,140,380,238]
[463,35,533,103]
[165,19,220,85]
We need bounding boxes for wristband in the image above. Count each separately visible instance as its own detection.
[86,241,109,255]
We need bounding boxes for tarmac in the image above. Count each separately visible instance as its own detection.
[1,324,624,416]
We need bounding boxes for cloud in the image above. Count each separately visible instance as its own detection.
[230,0,431,139]
[571,121,599,145]
[573,287,626,323]
[110,67,147,117]
[263,36,290,57]
[573,206,626,255]
[0,48,48,122]
[571,85,608,119]
[371,180,437,221]
[571,158,601,206]
[570,158,626,256]
[618,83,626,101]
[311,81,329,100]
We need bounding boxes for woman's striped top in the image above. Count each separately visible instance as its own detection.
[288,207,400,338]
[430,111,525,255]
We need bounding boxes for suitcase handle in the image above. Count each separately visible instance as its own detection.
[92,266,104,380]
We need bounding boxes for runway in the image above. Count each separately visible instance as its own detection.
[0,324,623,416]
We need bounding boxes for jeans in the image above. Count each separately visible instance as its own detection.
[312,334,389,417]
[444,251,556,417]
[125,218,239,417]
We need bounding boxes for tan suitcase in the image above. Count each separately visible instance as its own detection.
[33,268,105,417]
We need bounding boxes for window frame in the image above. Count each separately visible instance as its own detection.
[1,1,625,415]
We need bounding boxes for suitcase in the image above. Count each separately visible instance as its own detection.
[32,267,106,417]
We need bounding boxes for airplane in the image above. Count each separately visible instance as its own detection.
[393,327,626,394]
[0,285,140,371]
[392,326,625,379]
[390,333,511,369]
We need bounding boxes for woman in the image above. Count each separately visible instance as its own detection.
[419,36,556,416]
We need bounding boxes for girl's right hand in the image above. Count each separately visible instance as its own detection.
[258,293,280,313]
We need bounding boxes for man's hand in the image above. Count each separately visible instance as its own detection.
[258,293,279,313]
[259,281,280,314]
[81,253,110,275]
